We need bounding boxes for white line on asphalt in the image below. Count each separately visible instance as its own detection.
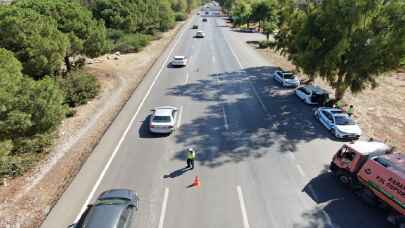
[158,188,170,228]
[223,34,244,69]
[74,18,190,222]
[237,186,251,228]
[222,106,229,130]
[184,71,189,84]
[222,31,270,116]
[212,55,216,63]
[248,80,269,115]
[296,165,306,178]
[177,106,183,129]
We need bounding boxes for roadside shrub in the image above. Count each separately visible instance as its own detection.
[60,71,100,107]
[114,34,152,53]
[175,12,187,21]
[107,28,126,42]
[258,40,273,49]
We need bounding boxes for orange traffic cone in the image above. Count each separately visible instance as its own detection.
[192,176,201,187]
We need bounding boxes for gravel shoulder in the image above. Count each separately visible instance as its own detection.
[0,21,185,228]
[238,30,405,152]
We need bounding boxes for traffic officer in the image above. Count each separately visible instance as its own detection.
[186,148,196,169]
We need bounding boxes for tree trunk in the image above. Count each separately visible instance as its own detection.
[334,73,348,100]
[64,56,72,72]
[266,32,270,41]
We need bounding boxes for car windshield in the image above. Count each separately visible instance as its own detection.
[174,57,184,60]
[335,115,355,125]
[153,115,171,123]
[95,198,129,206]
[283,73,295,79]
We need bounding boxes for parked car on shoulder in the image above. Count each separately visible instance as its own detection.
[314,107,362,139]
[149,106,178,134]
[171,56,187,67]
[295,85,329,105]
[272,70,300,87]
[74,189,139,228]
[195,30,205,38]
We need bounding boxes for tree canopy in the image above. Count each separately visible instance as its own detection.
[14,0,109,71]
[0,7,68,79]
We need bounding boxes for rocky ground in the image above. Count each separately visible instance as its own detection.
[0,21,185,228]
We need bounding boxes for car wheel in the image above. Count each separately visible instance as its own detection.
[314,111,319,119]
[337,172,352,186]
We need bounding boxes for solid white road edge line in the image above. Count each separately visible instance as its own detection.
[248,80,269,115]
[74,19,190,222]
[222,106,229,130]
[237,185,251,228]
[158,187,170,228]
[177,106,183,129]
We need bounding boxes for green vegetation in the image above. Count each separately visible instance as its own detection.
[0,48,66,177]
[59,71,100,107]
[0,0,203,178]
[219,0,405,100]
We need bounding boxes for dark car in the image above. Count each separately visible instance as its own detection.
[295,85,329,105]
[202,18,207,22]
[74,189,139,228]
[192,24,198,29]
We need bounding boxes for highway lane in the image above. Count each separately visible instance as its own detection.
[42,9,394,228]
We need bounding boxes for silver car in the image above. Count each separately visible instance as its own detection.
[314,107,362,139]
[272,70,300,87]
[149,106,178,134]
[195,30,205,38]
[74,189,139,228]
[171,56,187,67]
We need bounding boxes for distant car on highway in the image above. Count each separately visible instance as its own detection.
[74,189,139,228]
[202,18,207,22]
[192,24,198,29]
[195,30,205,38]
[272,70,300,87]
[295,85,329,105]
[171,56,187,67]
[149,106,178,134]
[314,107,362,139]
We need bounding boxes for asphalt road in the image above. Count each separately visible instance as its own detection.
[42,9,394,228]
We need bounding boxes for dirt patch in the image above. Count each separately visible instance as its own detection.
[0,21,185,228]
[249,42,405,152]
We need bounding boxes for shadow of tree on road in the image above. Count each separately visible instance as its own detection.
[165,66,335,168]
[299,168,393,228]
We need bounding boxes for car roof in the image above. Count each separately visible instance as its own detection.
[174,56,185,59]
[83,204,126,228]
[154,107,175,116]
[303,85,328,94]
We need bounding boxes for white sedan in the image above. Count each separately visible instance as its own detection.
[272,70,300,87]
[195,30,205,38]
[171,56,187,67]
[149,106,178,134]
[314,107,362,139]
